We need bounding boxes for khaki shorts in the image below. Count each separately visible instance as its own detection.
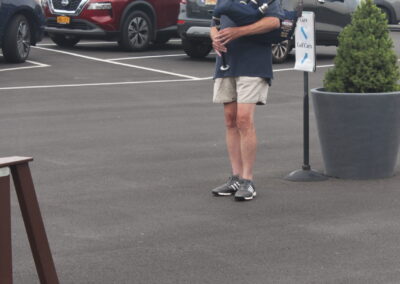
[213,76,269,105]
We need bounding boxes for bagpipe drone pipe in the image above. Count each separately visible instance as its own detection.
[212,0,303,44]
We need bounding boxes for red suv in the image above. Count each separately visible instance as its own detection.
[42,0,180,50]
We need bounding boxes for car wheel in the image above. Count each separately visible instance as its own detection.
[2,14,31,63]
[119,11,152,51]
[378,6,393,24]
[272,40,291,64]
[49,34,80,47]
[182,38,212,58]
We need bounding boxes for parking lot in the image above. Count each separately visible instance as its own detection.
[1,32,400,284]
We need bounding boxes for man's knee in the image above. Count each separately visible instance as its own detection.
[236,114,254,131]
[224,110,237,129]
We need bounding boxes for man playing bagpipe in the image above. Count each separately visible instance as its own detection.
[210,0,283,201]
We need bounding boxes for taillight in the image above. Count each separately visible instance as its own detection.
[177,20,186,25]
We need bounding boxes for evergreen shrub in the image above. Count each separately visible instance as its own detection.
[323,0,400,93]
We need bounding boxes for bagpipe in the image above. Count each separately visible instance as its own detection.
[213,0,303,44]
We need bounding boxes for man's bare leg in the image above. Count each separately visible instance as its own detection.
[236,103,257,180]
[224,102,243,176]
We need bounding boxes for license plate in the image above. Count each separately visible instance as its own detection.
[205,0,216,5]
[56,16,70,25]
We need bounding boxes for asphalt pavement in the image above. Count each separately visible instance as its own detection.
[0,33,400,284]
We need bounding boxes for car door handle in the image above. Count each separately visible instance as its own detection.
[318,0,325,3]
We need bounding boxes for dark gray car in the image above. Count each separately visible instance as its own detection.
[177,0,360,63]
[0,0,45,63]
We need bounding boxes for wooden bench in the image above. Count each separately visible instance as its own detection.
[0,157,59,284]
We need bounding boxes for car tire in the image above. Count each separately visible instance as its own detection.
[49,34,80,47]
[378,6,393,24]
[119,11,152,51]
[2,14,31,63]
[272,40,291,64]
[182,38,212,58]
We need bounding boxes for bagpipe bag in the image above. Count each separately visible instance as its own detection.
[213,0,267,26]
[213,0,301,44]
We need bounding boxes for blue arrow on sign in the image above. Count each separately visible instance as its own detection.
[301,53,308,64]
[301,27,308,40]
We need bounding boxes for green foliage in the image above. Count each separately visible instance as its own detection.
[323,0,400,93]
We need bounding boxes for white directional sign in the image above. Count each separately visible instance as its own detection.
[294,12,316,72]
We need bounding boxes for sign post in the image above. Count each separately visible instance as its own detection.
[285,12,327,182]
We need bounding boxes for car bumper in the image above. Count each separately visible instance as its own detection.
[45,18,110,36]
[44,6,119,33]
[185,26,211,38]
[177,19,212,40]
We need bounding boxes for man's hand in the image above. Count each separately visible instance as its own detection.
[214,27,245,46]
[210,26,227,56]
[210,17,280,53]
[213,17,281,46]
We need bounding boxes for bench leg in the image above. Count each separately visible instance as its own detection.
[0,170,12,284]
[11,163,59,284]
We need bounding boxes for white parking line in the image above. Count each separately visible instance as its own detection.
[37,39,182,46]
[37,41,116,46]
[0,78,210,91]
[108,54,188,61]
[0,64,339,91]
[27,60,50,67]
[33,46,199,79]
[108,52,216,61]
[273,67,298,72]
[0,60,50,72]
[273,64,335,72]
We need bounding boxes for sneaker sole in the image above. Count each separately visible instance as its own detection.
[213,192,234,196]
[234,191,257,201]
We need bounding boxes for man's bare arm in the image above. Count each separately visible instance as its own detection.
[210,26,227,56]
[215,17,280,46]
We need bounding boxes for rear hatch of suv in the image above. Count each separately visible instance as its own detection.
[186,0,216,19]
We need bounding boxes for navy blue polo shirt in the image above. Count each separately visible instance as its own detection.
[213,0,283,81]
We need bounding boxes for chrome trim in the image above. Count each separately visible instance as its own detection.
[45,26,107,35]
[48,0,90,16]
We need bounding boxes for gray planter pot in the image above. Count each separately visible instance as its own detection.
[311,88,400,179]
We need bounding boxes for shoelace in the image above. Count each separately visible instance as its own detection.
[227,176,240,189]
[240,181,254,192]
